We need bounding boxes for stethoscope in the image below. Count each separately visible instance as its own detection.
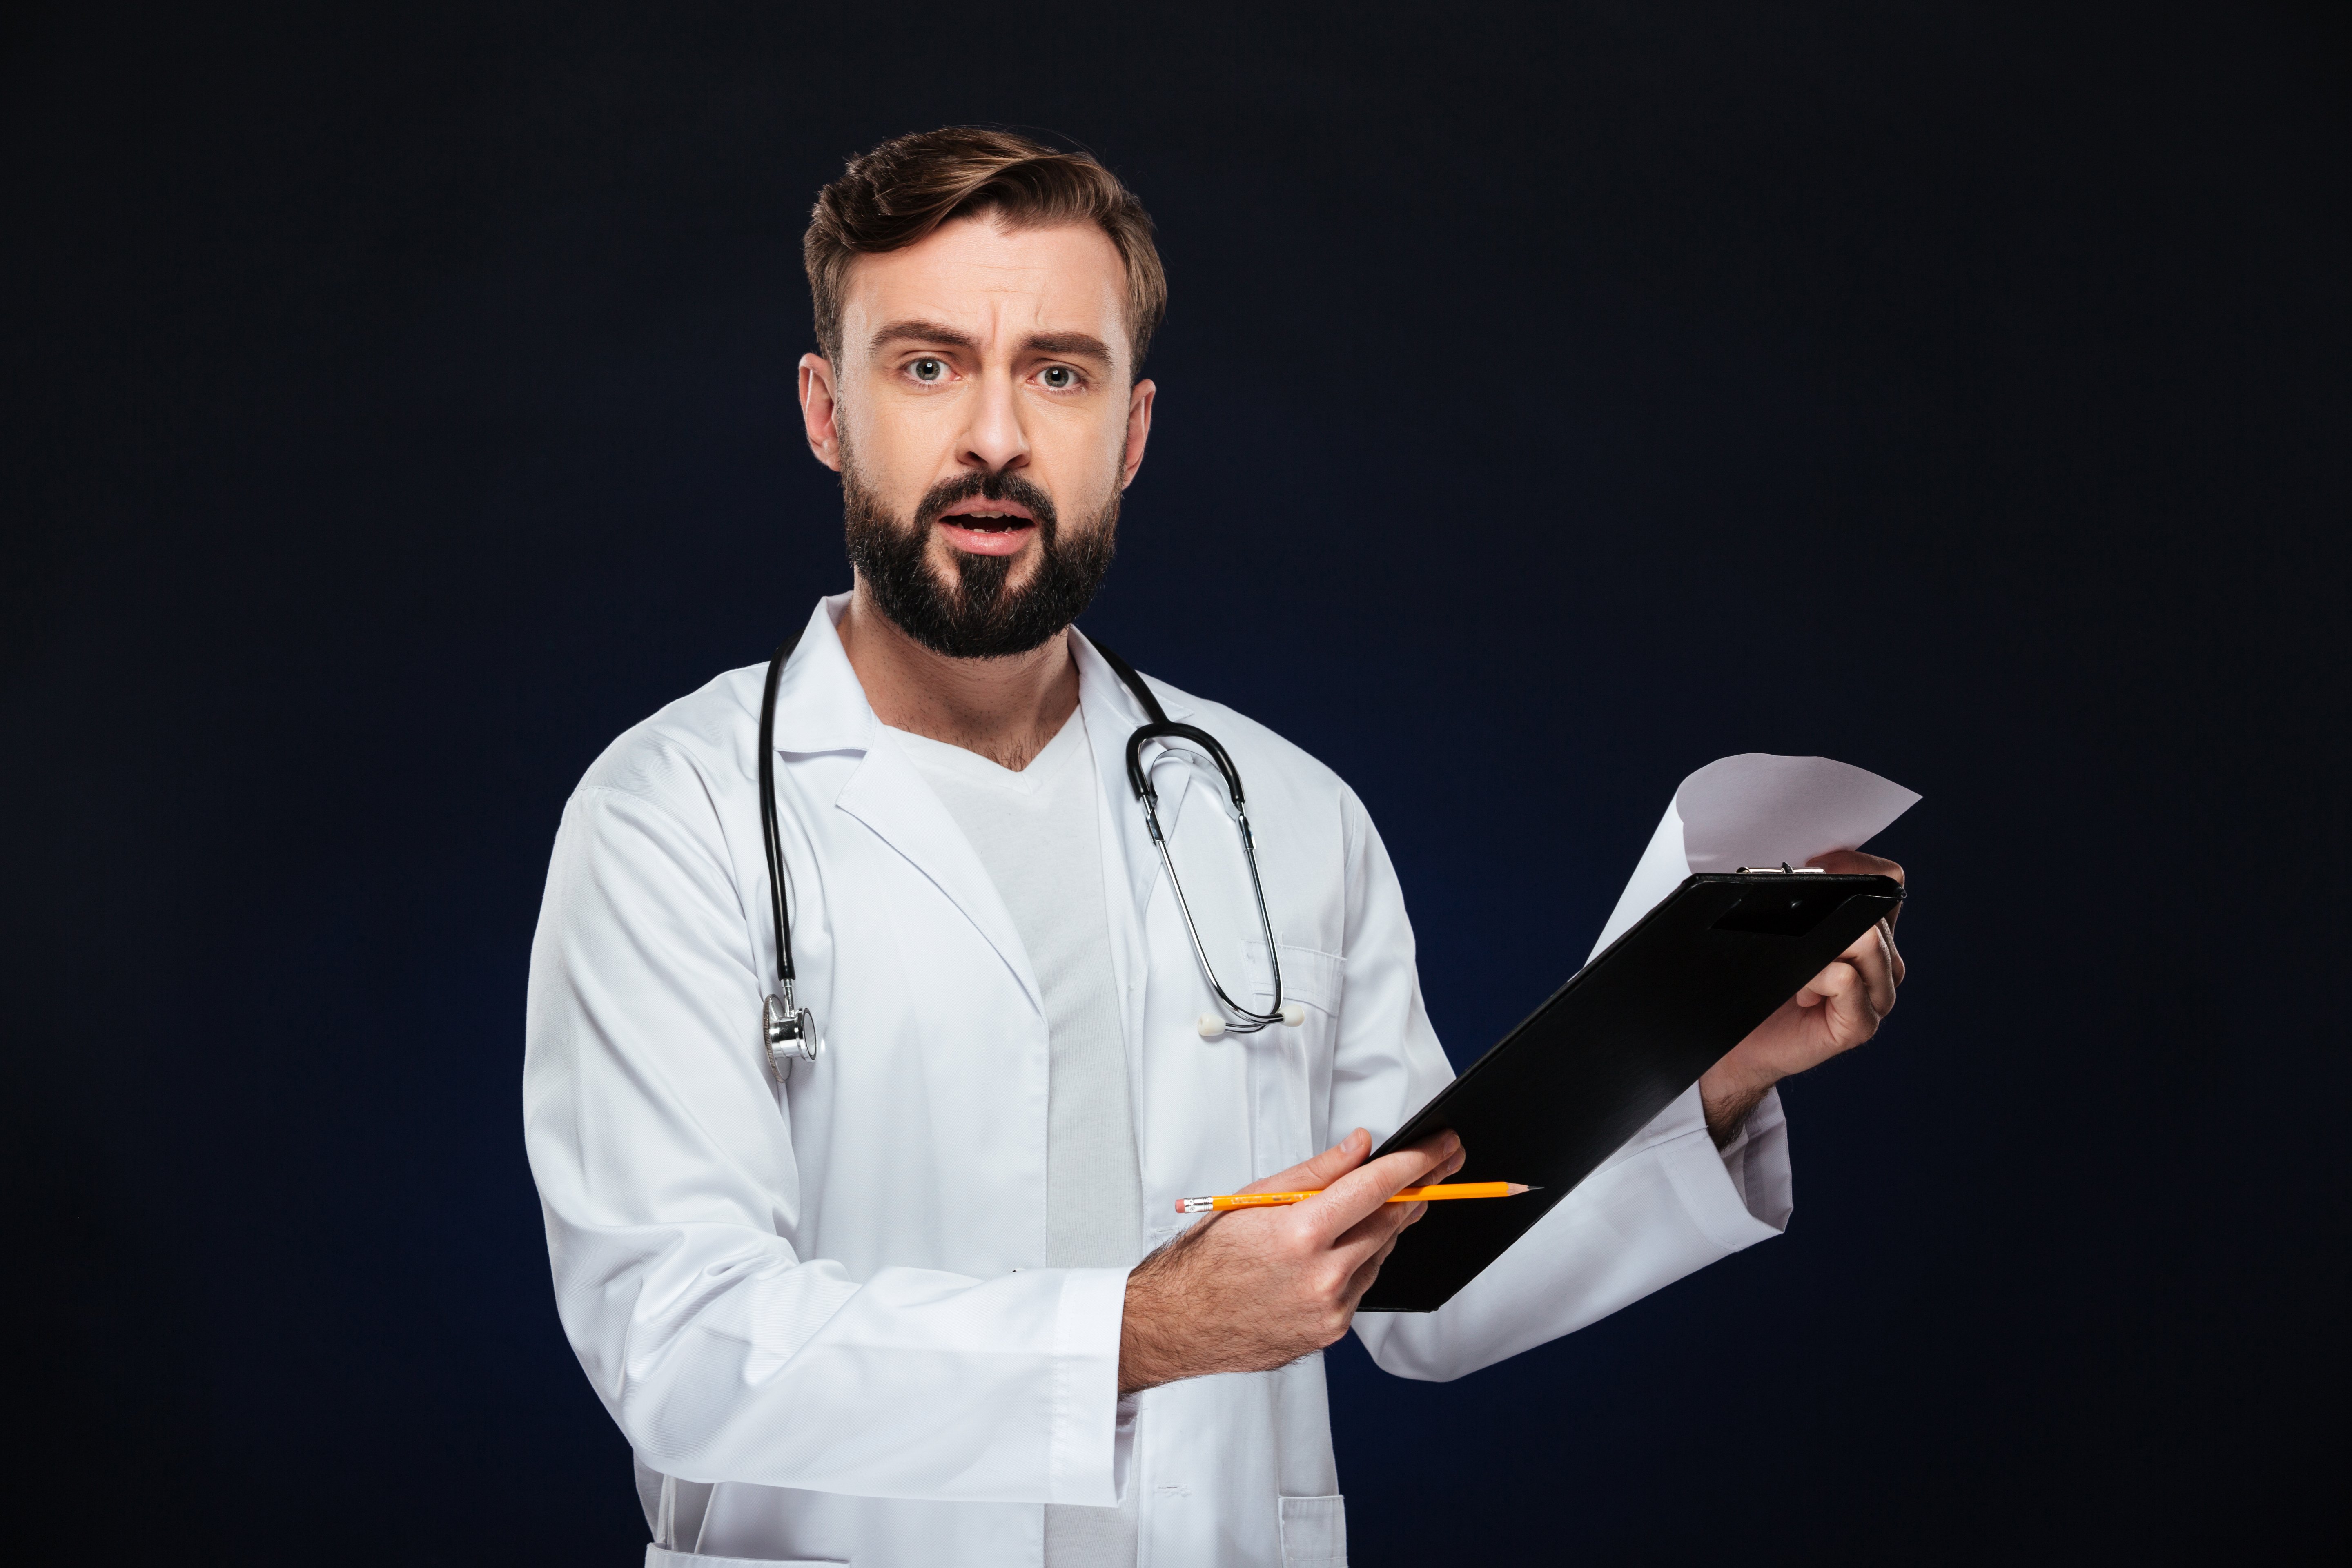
[756,630,1299,1082]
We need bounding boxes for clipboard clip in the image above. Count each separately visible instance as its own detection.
[1731,862,1907,903]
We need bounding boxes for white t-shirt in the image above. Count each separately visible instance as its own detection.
[889,707,1142,1568]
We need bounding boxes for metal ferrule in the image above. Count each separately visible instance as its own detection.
[1176,1196,1216,1214]
[764,991,820,1074]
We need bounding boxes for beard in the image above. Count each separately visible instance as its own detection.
[842,453,1119,659]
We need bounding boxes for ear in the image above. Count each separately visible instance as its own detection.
[799,353,844,472]
[1120,377,1157,489]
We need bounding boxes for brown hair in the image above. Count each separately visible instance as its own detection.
[804,127,1166,376]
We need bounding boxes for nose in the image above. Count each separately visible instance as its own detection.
[958,365,1030,477]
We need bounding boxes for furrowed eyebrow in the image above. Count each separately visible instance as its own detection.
[868,320,980,357]
[1022,332,1113,363]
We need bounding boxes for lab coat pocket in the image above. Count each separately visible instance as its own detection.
[1277,1494,1348,1568]
[1243,940,1342,1020]
[644,1548,846,1567]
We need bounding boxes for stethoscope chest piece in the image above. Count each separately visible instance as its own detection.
[765,992,820,1078]
[757,633,822,1082]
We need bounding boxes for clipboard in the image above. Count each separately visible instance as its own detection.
[1355,868,1904,1312]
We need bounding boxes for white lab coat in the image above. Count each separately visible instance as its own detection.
[523,595,1791,1568]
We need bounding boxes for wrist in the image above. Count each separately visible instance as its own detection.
[1699,1058,1777,1147]
[1116,1238,1192,1396]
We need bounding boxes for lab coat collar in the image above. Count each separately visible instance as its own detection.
[764,593,880,754]
[1068,627,1193,728]
[762,597,1200,749]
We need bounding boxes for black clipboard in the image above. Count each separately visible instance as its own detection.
[1355,869,1904,1312]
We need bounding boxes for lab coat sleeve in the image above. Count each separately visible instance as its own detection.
[1326,789,1793,1383]
[523,781,1125,1503]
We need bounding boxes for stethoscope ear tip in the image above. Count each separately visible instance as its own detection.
[1197,1003,1305,1039]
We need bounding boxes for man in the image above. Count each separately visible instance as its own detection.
[523,128,1904,1568]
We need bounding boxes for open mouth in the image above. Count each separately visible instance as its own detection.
[934,502,1040,557]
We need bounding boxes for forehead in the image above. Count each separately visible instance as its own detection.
[838,216,1129,355]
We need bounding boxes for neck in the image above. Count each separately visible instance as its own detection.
[837,579,1081,771]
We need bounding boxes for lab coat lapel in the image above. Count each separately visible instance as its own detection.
[1073,630,1196,1197]
[833,741,1045,1018]
[775,595,1044,1018]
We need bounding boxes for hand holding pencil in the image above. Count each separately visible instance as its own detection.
[1177,1181,1534,1214]
[1119,1125,1468,1398]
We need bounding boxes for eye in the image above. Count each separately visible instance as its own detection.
[910,358,945,383]
[1040,365,1076,390]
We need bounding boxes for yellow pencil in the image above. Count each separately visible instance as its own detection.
[1176,1181,1536,1214]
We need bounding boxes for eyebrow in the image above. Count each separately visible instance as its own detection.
[868,320,979,357]
[866,320,1115,365]
[1020,331,1114,363]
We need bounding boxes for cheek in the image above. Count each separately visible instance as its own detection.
[1033,418,1129,518]
[842,398,955,507]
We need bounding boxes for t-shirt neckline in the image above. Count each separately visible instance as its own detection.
[884,705,1088,795]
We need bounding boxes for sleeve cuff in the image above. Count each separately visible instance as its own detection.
[1715,1084,1793,1232]
[1047,1267,1133,1506]
[1656,1083,1793,1247]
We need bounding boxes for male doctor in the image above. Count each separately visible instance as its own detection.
[524,128,1906,1568]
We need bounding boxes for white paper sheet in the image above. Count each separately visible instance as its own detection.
[1589,754,1921,961]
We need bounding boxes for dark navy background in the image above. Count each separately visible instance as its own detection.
[4,3,2342,1561]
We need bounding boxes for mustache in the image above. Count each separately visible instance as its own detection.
[911,468,1060,538]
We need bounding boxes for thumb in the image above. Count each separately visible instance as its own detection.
[1237,1128,1371,1196]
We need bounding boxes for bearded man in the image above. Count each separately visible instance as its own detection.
[523,127,1905,1568]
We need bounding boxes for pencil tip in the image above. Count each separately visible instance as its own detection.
[1510,1183,1539,1194]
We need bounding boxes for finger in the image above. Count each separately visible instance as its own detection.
[1412,1146,1468,1187]
[1358,1134,1459,1196]
[1835,922,1898,1018]
[1331,1200,1417,1260]
[1807,849,1902,883]
[1329,1203,1420,1285]
[1303,1136,1459,1243]
[1808,850,1905,929]
[1340,1231,1403,1311]
[1802,958,1857,1003]
[1802,954,1888,1052]
[1879,917,1906,986]
[1237,1128,1371,1197]
[1379,1135,1463,1195]
[1396,1133,1467,1190]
